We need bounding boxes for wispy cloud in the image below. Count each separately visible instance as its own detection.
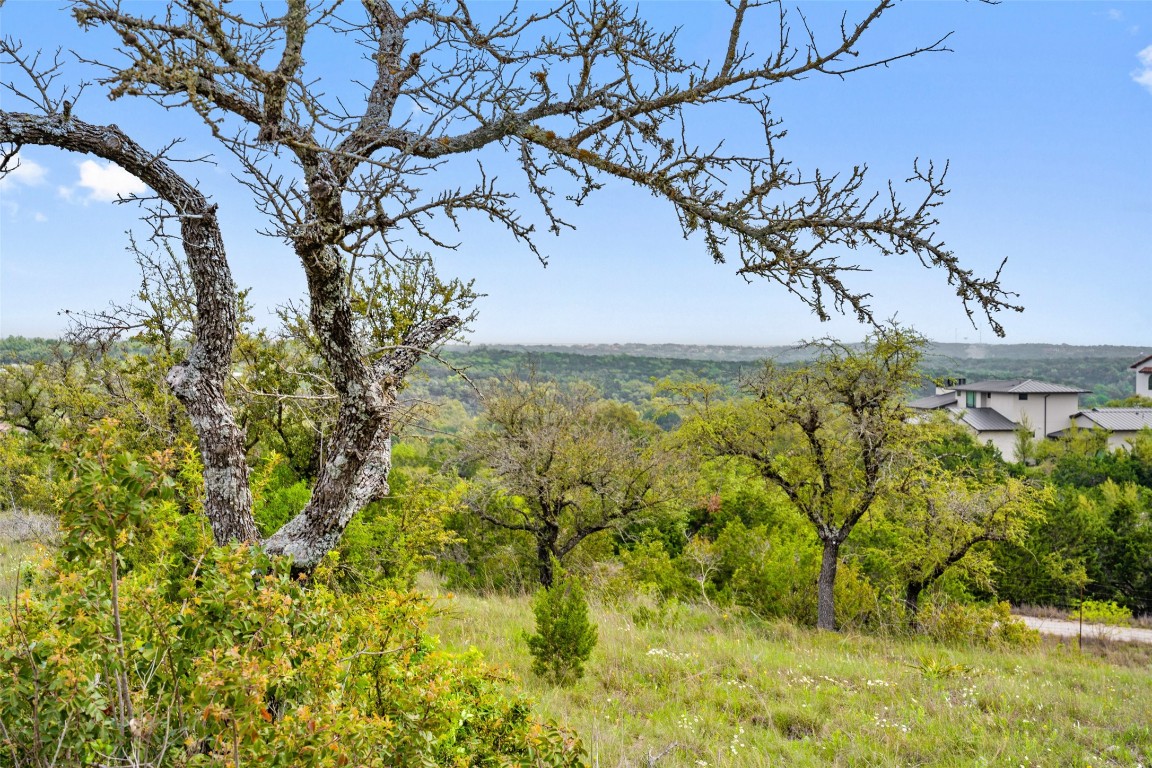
[1134,45,1152,95]
[0,154,48,190]
[1106,8,1140,34]
[72,159,147,202]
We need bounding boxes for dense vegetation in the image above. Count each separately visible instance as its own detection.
[8,336,1141,411]
[2,330,1150,764]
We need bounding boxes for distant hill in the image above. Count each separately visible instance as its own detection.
[456,342,1149,364]
[438,343,1150,407]
[5,337,1147,408]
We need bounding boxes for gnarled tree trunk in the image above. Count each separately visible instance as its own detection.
[0,113,259,544]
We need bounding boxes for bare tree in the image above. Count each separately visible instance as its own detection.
[2,1,1019,569]
[463,378,680,587]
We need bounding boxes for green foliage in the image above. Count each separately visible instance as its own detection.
[1077,599,1133,626]
[250,453,311,536]
[708,520,877,629]
[0,427,63,514]
[918,600,1039,648]
[335,466,465,591]
[464,377,685,588]
[1105,394,1152,407]
[613,539,694,602]
[525,561,598,687]
[0,443,585,768]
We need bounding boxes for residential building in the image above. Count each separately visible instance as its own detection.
[1131,354,1152,400]
[912,353,1152,457]
[910,379,1088,458]
[1059,409,1152,450]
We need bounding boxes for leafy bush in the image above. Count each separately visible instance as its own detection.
[612,539,694,602]
[0,432,585,767]
[335,468,465,591]
[1077,599,1133,626]
[710,521,877,628]
[919,600,1039,648]
[525,561,598,686]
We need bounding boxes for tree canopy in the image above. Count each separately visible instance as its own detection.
[1,0,1020,568]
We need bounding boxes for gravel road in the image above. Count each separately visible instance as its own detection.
[1017,615,1152,645]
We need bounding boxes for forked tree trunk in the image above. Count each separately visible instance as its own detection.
[536,524,561,588]
[263,391,393,567]
[0,114,461,566]
[816,537,841,631]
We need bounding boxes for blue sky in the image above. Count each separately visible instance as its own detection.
[1,1,1150,347]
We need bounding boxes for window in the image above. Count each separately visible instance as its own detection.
[1018,393,1028,401]
[966,391,976,408]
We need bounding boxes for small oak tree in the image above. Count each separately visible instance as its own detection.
[464,378,678,587]
[685,328,924,630]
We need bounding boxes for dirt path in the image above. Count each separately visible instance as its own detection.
[1017,615,1152,645]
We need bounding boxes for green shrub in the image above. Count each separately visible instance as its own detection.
[1078,598,1133,626]
[335,469,465,591]
[711,521,877,628]
[610,539,694,602]
[0,433,585,767]
[919,600,1039,648]
[525,561,598,686]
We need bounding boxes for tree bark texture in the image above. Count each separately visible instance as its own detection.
[537,524,561,589]
[0,113,259,544]
[817,538,841,631]
[903,581,924,629]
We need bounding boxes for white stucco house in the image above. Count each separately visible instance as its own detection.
[1056,408,1152,450]
[1131,354,1152,400]
[910,378,1088,458]
[912,353,1152,457]
[1053,353,1152,449]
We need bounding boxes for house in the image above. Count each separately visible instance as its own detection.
[1131,354,1152,400]
[912,353,1152,457]
[1058,409,1152,450]
[910,378,1088,459]
[1054,353,1152,449]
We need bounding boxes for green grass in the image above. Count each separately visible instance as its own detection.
[423,582,1152,767]
[0,539,41,600]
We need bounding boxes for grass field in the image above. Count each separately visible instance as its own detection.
[424,583,1152,768]
[0,539,40,600]
[3,537,1147,766]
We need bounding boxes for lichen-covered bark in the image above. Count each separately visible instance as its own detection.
[0,112,258,544]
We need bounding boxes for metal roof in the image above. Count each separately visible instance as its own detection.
[959,408,1019,432]
[1073,408,1152,433]
[908,393,957,410]
[948,379,1088,395]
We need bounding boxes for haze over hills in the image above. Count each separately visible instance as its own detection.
[454,342,1150,365]
[3,337,1148,407]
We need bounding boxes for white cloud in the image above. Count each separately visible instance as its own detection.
[33,212,48,223]
[0,154,48,190]
[74,159,147,202]
[1108,9,1123,22]
[1134,45,1152,95]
